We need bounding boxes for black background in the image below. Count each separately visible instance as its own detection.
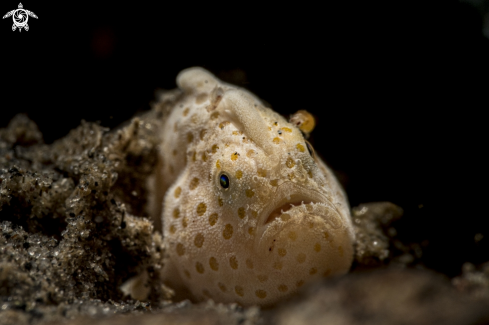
[1,1,488,276]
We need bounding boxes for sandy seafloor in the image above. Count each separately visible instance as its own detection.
[1,109,489,325]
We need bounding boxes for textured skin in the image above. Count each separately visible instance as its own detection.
[158,67,355,306]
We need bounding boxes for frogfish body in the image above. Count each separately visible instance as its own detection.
[155,67,355,306]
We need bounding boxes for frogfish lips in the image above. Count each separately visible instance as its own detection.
[255,190,354,287]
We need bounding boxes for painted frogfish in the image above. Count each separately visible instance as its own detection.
[155,67,355,306]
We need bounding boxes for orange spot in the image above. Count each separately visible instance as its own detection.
[286,157,295,168]
[209,257,219,271]
[194,233,205,248]
[203,289,211,298]
[246,189,255,198]
[314,243,321,252]
[197,203,207,216]
[278,284,288,292]
[273,137,280,144]
[231,152,239,161]
[235,286,244,297]
[280,127,292,133]
[174,187,181,198]
[323,269,332,277]
[235,170,243,179]
[296,143,305,152]
[209,213,218,226]
[238,207,245,219]
[196,262,204,274]
[229,256,238,269]
[200,129,207,140]
[219,121,230,129]
[255,290,267,299]
[257,168,267,177]
[223,224,233,239]
[218,282,226,292]
[176,243,185,256]
[189,177,199,190]
[288,231,298,241]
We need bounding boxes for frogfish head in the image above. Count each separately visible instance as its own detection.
[161,67,354,306]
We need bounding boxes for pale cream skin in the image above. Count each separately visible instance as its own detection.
[158,67,355,306]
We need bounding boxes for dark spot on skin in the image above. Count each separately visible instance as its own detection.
[121,210,125,228]
[278,130,282,135]
[269,239,276,252]
[274,122,278,126]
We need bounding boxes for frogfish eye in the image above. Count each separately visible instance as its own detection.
[219,173,230,189]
